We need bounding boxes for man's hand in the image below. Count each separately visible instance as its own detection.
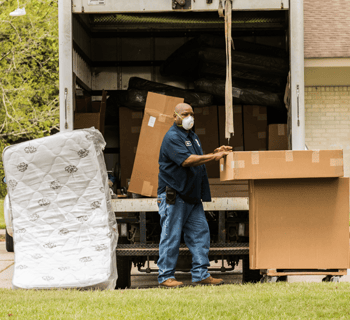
[214,145,232,154]
[213,151,230,161]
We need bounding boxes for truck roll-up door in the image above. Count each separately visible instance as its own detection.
[72,0,289,14]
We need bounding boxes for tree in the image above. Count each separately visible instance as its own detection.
[0,0,59,197]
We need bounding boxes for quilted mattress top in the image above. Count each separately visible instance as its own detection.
[3,128,118,289]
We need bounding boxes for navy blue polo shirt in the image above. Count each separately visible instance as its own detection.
[158,123,211,204]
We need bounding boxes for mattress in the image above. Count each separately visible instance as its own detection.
[2,128,118,290]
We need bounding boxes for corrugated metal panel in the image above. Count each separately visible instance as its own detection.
[91,12,284,26]
[73,50,92,89]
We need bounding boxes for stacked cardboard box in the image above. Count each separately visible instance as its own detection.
[75,96,91,113]
[119,107,143,189]
[243,105,267,151]
[194,106,220,178]
[219,149,349,270]
[209,179,248,198]
[74,91,107,135]
[218,105,244,152]
[268,124,288,150]
[219,105,288,152]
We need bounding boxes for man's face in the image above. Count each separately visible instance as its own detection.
[174,104,194,126]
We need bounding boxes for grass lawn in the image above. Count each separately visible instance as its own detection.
[1,283,350,319]
[0,199,5,229]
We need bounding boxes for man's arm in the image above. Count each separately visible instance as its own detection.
[182,152,229,167]
[213,145,233,153]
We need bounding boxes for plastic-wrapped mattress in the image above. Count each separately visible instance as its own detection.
[2,128,118,290]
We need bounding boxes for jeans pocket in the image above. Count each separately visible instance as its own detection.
[157,194,166,214]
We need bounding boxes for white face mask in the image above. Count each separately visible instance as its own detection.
[175,112,194,130]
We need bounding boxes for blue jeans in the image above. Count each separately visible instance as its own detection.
[157,192,210,283]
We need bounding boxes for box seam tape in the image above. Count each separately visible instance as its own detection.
[141,181,153,197]
[251,151,259,165]
[145,108,173,123]
[277,124,285,136]
[285,150,293,162]
[312,150,320,163]
[330,158,343,167]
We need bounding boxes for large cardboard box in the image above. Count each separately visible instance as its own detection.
[268,124,288,150]
[243,105,267,151]
[194,106,220,178]
[74,91,107,135]
[128,92,184,197]
[75,96,91,113]
[249,178,350,269]
[119,107,143,188]
[220,150,344,181]
[209,178,248,197]
[218,105,244,151]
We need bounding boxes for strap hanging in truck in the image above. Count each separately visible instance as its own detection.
[224,0,234,141]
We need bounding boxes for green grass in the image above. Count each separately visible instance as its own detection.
[1,283,350,319]
[0,199,5,229]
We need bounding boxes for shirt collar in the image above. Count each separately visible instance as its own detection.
[172,122,192,138]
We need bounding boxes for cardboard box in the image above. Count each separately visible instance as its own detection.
[268,124,288,150]
[75,96,91,113]
[74,91,107,135]
[218,105,244,151]
[243,105,267,151]
[128,92,184,197]
[220,150,344,181]
[194,106,220,178]
[209,178,248,197]
[119,107,143,188]
[249,178,350,269]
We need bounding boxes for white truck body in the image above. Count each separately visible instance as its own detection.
[2,0,307,284]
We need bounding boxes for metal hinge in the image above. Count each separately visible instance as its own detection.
[296,85,300,127]
[64,88,68,130]
[172,0,191,10]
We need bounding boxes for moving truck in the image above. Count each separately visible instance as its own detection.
[57,0,305,288]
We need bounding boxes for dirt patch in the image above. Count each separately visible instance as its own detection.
[0,235,5,242]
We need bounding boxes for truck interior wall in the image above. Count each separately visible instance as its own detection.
[73,50,92,89]
[90,36,286,91]
[73,16,92,90]
[90,37,191,90]
[73,17,91,61]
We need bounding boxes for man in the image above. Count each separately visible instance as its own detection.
[157,102,231,288]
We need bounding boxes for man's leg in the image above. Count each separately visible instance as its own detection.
[157,193,186,284]
[182,202,211,283]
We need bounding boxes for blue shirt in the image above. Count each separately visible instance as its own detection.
[158,123,211,203]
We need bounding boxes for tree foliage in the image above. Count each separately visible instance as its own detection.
[0,0,59,197]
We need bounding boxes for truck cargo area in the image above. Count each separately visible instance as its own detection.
[71,10,290,175]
